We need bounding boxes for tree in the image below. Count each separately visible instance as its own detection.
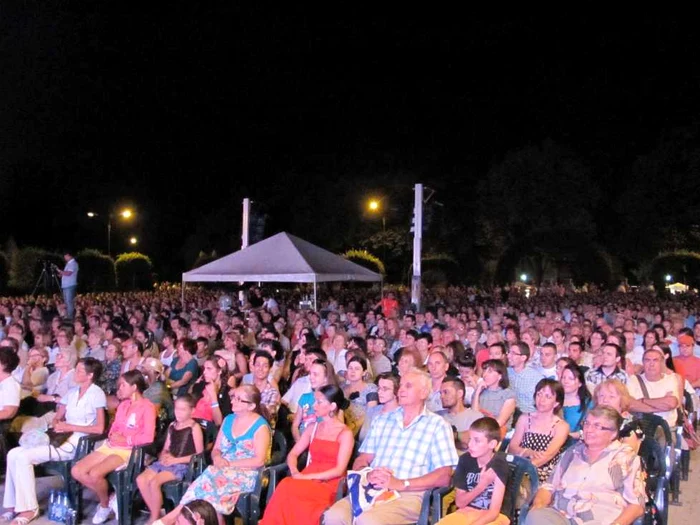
[76,249,116,292]
[476,139,601,285]
[0,252,8,293]
[616,125,700,262]
[115,252,153,290]
[9,247,63,293]
[342,249,385,275]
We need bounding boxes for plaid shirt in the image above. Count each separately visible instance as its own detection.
[584,366,628,389]
[508,366,544,414]
[360,406,459,480]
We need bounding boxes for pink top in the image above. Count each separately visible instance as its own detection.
[108,396,156,448]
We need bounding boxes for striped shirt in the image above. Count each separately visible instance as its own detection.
[360,406,459,480]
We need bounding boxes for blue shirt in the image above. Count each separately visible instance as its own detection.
[360,405,459,480]
[507,366,544,414]
[61,258,78,288]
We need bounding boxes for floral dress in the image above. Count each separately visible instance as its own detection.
[181,413,269,514]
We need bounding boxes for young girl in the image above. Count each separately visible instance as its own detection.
[292,360,339,442]
[136,395,204,525]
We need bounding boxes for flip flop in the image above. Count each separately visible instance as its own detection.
[10,509,39,525]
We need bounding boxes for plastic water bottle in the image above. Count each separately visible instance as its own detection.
[62,493,70,521]
[48,491,56,521]
[55,492,65,522]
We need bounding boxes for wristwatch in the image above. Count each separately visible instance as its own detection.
[403,479,410,489]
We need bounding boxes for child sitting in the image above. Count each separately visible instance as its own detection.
[437,417,511,525]
[136,395,204,525]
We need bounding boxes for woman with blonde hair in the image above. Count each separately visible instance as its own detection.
[593,378,644,452]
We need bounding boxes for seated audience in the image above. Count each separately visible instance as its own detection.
[472,359,517,433]
[508,378,570,483]
[72,370,157,524]
[3,358,106,525]
[438,376,484,453]
[342,355,378,435]
[260,385,354,525]
[323,368,459,525]
[524,406,645,525]
[160,385,271,524]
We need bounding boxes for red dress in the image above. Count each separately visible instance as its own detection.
[260,436,343,525]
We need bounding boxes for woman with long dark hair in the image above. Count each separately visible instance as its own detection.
[561,364,592,441]
[260,385,354,525]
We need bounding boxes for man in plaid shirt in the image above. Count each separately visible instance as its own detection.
[323,368,459,524]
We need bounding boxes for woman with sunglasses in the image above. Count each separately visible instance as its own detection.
[159,384,271,525]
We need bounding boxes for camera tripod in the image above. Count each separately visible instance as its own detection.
[32,262,62,297]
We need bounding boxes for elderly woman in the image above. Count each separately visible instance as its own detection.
[525,406,646,525]
[12,347,49,399]
[3,358,106,525]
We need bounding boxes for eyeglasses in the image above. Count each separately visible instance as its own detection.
[583,420,616,431]
[230,394,253,404]
[508,351,523,356]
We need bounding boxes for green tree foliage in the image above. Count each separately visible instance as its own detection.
[192,250,219,269]
[115,252,153,290]
[617,125,700,262]
[650,250,700,291]
[76,249,115,292]
[0,252,8,293]
[9,247,63,293]
[342,249,385,275]
[476,140,601,285]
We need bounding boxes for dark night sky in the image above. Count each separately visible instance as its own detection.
[2,9,699,278]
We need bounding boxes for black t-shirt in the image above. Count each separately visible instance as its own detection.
[453,451,510,511]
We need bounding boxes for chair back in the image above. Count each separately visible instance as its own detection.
[504,454,539,524]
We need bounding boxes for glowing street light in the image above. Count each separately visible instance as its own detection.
[368,199,380,212]
[520,273,528,282]
[87,207,136,255]
[665,274,673,282]
[129,236,138,245]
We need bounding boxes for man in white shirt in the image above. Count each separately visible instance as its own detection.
[57,251,79,320]
[536,343,558,380]
[627,348,681,428]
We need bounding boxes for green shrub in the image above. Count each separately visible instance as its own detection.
[9,247,63,293]
[115,252,153,290]
[77,249,116,292]
[342,249,385,275]
[0,252,8,293]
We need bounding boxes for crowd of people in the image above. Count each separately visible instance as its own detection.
[0,283,699,525]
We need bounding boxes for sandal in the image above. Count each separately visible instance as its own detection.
[0,512,14,522]
[10,509,39,525]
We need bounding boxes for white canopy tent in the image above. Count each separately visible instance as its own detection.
[181,232,382,309]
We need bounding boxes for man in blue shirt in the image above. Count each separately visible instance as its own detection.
[57,251,78,319]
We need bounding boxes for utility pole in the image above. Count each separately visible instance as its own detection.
[242,198,250,249]
[240,198,251,306]
[411,183,423,311]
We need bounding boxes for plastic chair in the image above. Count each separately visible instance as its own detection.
[636,413,681,504]
[161,452,207,512]
[42,433,106,520]
[228,430,288,525]
[106,443,151,525]
[639,437,669,525]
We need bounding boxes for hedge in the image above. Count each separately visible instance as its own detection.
[115,252,153,290]
[77,249,116,292]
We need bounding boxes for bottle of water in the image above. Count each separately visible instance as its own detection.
[62,492,71,521]
[55,492,65,523]
[48,491,56,522]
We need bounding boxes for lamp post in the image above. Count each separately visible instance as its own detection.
[129,236,138,246]
[367,198,386,232]
[87,208,134,256]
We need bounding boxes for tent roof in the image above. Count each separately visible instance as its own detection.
[182,232,382,283]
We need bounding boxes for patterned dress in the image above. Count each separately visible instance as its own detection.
[181,413,269,514]
[520,414,564,483]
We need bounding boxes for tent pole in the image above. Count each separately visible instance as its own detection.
[313,280,317,311]
[181,281,185,305]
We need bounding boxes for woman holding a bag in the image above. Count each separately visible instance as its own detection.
[2,357,106,525]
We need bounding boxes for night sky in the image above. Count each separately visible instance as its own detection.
[2,9,699,280]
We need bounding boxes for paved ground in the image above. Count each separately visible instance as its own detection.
[2,452,699,524]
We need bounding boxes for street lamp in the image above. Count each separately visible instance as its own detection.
[665,274,673,282]
[129,236,138,245]
[520,273,528,282]
[367,198,386,232]
[87,207,135,256]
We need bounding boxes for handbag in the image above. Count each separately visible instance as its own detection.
[47,430,72,449]
[681,410,700,450]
